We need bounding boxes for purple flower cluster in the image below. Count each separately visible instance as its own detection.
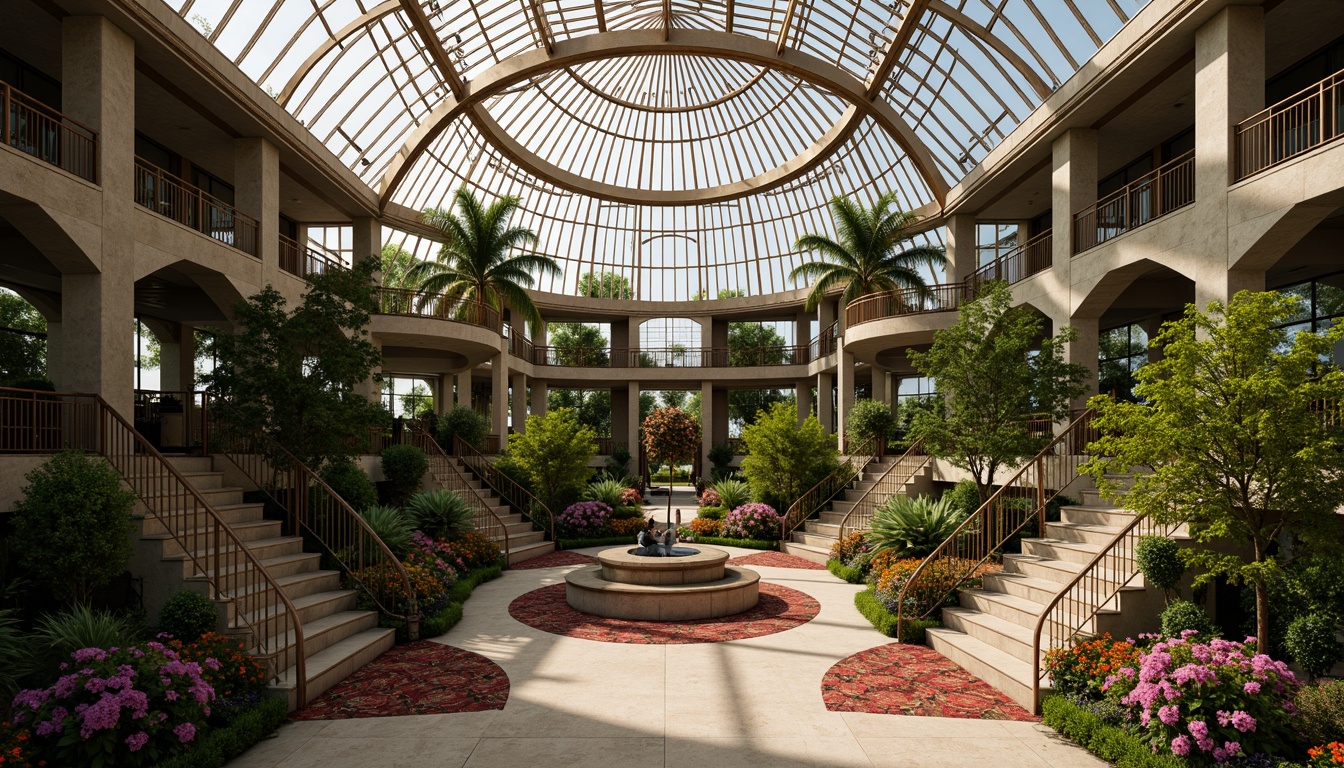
[1102,631,1298,763]
[724,503,781,541]
[559,501,613,537]
[11,642,216,767]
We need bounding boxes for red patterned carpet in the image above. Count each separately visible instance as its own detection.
[821,643,1037,721]
[511,550,597,569]
[728,552,826,570]
[508,582,819,643]
[290,642,509,720]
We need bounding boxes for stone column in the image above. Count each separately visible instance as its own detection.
[490,354,508,435]
[836,344,856,449]
[796,379,813,423]
[454,371,473,409]
[1067,315,1100,410]
[870,365,889,410]
[234,138,280,286]
[511,372,527,433]
[59,16,136,416]
[628,384,642,453]
[816,372,834,434]
[351,218,382,272]
[1194,6,1266,309]
[712,388,728,449]
[945,214,978,283]
[432,376,448,416]
[700,381,714,470]
[1051,128,1097,279]
[612,385,630,445]
[530,379,548,418]
[158,323,196,392]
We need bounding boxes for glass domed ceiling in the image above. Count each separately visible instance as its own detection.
[170,0,1146,300]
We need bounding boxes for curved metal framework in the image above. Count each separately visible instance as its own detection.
[169,0,1141,299]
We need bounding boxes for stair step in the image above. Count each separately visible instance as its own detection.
[127,469,225,490]
[1045,520,1129,546]
[779,541,830,565]
[272,627,396,710]
[506,540,555,566]
[163,535,305,568]
[1001,553,1143,588]
[939,607,1035,664]
[790,530,838,548]
[1060,505,1138,527]
[805,521,841,537]
[164,456,217,474]
[259,609,381,663]
[272,570,343,601]
[925,627,1038,709]
[1021,537,1109,565]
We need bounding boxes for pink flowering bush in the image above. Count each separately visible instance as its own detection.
[11,643,215,767]
[558,501,612,537]
[724,503,782,541]
[1102,631,1299,763]
[699,489,722,508]
[619,487,643,507]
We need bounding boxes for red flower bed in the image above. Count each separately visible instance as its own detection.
[728,552,826,570]
[511,551,598,570]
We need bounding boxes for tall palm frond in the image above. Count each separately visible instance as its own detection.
[408,187,561,326]
[790,191,948,311]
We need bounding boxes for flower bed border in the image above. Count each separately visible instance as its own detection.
[156,696,288,768]
[385,560,505,640]
[855,588,939,643]
[558,535,779,551]
[828,560,865,584]
[1041,695,1190,768]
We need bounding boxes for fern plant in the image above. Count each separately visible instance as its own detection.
[359,505,415,557]
[587,477,627,507]
[711,478,752,510]
[406,490,475,541]
[866,494,966,558]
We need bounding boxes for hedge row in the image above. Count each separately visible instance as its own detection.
[853,589,939,643]
[157,696,288,768]
[388,560,505,641]
[827,560,865,584]
[1041,696,1195,768]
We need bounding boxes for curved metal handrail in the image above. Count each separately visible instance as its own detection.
[454,436,557,542]
[835,437,931,539]
[894,409,1099,640]
[404,427,512,559]
[780,434,878,541]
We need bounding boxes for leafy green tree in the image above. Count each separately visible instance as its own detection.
[576,271,632,299]
[548,323,609,366]
[549,388,612,437]
[846,398,898,450]
[727,322,787,366]
[642,407,701,518]
[508,409,597,513]
[204,258,389,469]
[0,289,46,383]
[908,281,1088,502]
[12,451,136,604]
[381,243,420,289]
[1081,290,1344,648]
[398,382,433,417]
[409,186,561,327]
[739,402,839,511]
[790,191,947,311]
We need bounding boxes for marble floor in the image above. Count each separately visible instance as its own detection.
[231,545,1107,768]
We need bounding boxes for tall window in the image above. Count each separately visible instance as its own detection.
[381,376,434,418]
[1276,272,1344,339]
[1098,324,1149,401]
[895,375,935,406]
[976,223,1019,268]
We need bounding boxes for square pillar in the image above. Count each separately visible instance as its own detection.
[836,346,856,449]
[712,387,728,448]
[511,372,527,434]
[1051,128,1097,275]
[159,323,196,392]
[870,366,889,410]
[700,381,714,470]
[352,217,382,279]
[58,16,136,416]
[531,380,548,418]
[234,138,280,285]
[794,311,811,352]
[816,372,834,434]
[432,376,448,416]
[454,371,473,410]
[628,384,642,452]
[796,379,814,423]
[612,386,630,445]
[1059,315,1099,411]
[491,355,508,435]
[945,214,977,283]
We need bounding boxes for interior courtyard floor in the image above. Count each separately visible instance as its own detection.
[230,545,1108,768]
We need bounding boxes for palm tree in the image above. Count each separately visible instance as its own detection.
[790,191,948,311]
[406,187,561,327]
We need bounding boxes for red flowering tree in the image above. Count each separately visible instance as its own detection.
[642,407,701,523]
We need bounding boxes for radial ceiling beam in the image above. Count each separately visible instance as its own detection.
[529,0,556,53]
[377,29,951,208]
[927,0,1051,98]
[277,0,400,106]
[399,0,466,98]
[866,0,930,100]
[594,0,607,32]
[725,0,735,33]
[663,0,673,41]
[776,0,802,54]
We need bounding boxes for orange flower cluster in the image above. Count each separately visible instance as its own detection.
[353,562,448,610]
[1043,633,1139,698]
[609,517,648,536]
[170,632,269,700]
[689,518,724,537]
[0,723,43,767]
[1308,742,1344,766]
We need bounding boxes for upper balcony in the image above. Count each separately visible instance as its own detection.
[505,323,811,371]
[844,283,972,329]
[1236,68,1344,181]
[2,80,97,183]
[133,158,258,256]
[1073,150,1195,255]
[279,234,345,279]
[375,288,502,332]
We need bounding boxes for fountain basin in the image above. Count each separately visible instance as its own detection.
[565,546,760,621]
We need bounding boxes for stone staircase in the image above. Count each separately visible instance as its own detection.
[782,454,933,564]
[133,455,394,711]
[924,484,1171,709]
[426,456,554,565]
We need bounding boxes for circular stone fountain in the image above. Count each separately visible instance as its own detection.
[564,546,760,621]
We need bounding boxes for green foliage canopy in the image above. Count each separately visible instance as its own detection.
[0,288,47,383]
[508,409,597,513]
[739,402,839,510]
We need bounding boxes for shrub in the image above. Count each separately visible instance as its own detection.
[558,501,612,538]
[154,696,287,768]
[1044,635,1141,699]
[1160,599,1214,638]
[406,490,474,541]
[739,403,839,510]
[1285,612,1343,680]
[12,642,215,767]
[609,517,647,537]
[829,532,869,567]
[351,561,448,619]
[1103,633,1300,762]
[707,443,734,480]
[380,445,428,506]
[12,450,136,603]
[689,518,724,538]
[436,406,490,452]
[27,605,135,679]
[699,488,722,508]
[431,530,501,573]
[846,399,897,449]
[405,533,460,592]
[358,505,415,558]
[853,589,940,642]
[710,478,752,510]
[619,487,642,507]
[158,591,220,641]
[1136,535,1185,601]
[697,505,727,521]
[587,477,626,507]
[606,444,633,476]
[0,608,29,701]
[1042,695,1190,768]
[509,409,597,513]
[940,479,980,517]
[168,633,268,718]
[320,460,377,511]
[866,494,965,558]
[828,560,865,584]
[873,557,997,617]
[610,505,644,520]
[724,503,781,540]
[1296,679,1344,747]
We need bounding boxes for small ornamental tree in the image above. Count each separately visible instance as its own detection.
[908,281,1088,502]
[739,402,839,511]
[1082,290,1344,648]
[508,408,597,514]
[642,407,701,524]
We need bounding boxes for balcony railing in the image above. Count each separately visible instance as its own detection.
[810,321,838,359]
[844,282,972,328]
[527,345,809,368]
[374,288,501,331]
[134,158,258,256]
[279,234,345,277]
[1237,69,1344,181]
[1073,150,1195,254]
[2,81,98,183]
[967,230,1052,290]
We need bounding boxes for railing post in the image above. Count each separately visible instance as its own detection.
[2,84,9,151]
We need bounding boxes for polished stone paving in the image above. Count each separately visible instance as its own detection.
[231,545,1107,768]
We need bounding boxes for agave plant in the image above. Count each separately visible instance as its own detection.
[406,489,475,541]
[359,505,415,557]
[866,494,966,558]
[587,477,627,508]
[711,478,752,510]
